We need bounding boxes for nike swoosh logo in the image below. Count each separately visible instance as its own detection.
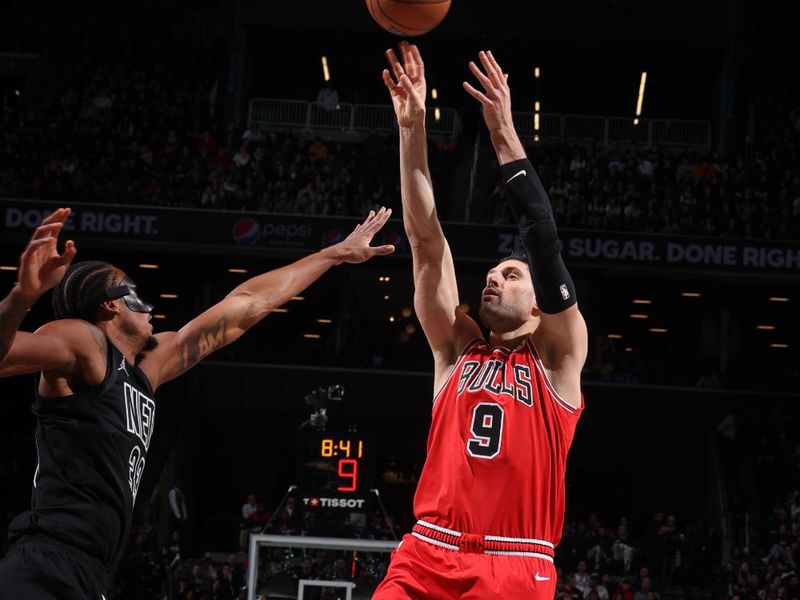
[534,572,551,582]
[506,169,527,183]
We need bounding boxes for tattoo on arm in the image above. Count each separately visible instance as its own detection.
[179,318,227,371]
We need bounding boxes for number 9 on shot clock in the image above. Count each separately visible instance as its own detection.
[297,432,374,496]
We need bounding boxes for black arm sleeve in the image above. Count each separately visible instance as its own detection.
[499,157,577,314]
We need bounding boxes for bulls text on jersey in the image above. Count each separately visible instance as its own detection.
[456,358,533,406]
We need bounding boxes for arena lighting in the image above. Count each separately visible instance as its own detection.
[434,107,441,122]
[770,343,789,349]
[321,56,330,82]
[681,292,701,297]
[303,333,321,339]
[405,324,416,334]
[317,318,333,324]
[384,295,390,300]
[431,88,438,100]
[632,299,652,304]
[757,325,776,330]
[634,71,647,125]
[624,347,633,352]
[630,314,648,319]
[534,67,540,79]
[401,307,412,318]
[607,334,623,339]
[138,263,159,269]
[769,297,789,302]
[649,328,668,333]
[0,265,18,271]
[227,268,248,274]
[291,296,305,301]
[159,293,178,299]
[389,316,396,322]
[272,308,289,313]
[153,314,166,320]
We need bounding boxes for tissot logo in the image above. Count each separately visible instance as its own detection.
[303,497,366,509]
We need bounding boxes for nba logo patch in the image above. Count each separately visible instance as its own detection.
[559,284,570,300]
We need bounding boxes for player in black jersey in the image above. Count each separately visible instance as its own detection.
[0,206,395,599]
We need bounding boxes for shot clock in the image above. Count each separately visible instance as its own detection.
[297,432,374,496]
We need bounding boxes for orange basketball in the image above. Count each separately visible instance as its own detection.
[365,0,452,36]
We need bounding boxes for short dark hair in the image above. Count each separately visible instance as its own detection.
[52,261,117,322]
[497,250,529,267]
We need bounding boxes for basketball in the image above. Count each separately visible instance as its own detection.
[365,0,452,36]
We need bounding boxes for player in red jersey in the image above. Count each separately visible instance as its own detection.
[373,43,588,599]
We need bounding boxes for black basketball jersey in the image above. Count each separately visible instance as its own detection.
[9,337,156,573]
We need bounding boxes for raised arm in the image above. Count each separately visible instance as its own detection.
[144,209,394,389]
[0,208,82,378]
[383,42,481,377]
[465,51,587,407]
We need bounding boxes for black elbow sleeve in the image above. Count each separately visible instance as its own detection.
[500,158,577,314]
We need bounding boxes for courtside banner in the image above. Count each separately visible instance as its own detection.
[1,199,798,275]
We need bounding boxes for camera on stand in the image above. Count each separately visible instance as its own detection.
[299,385,345,431]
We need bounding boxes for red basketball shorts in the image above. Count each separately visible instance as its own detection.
[373,526,557,600]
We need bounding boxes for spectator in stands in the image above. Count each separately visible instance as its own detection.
[316,82,339,111]
[632,566,651,592]
[588,525,614,572]
[294,557,317,581]
[224,553,244,590]
[559,574,585,600]
[212,572,236,600]
[169,482,189,535]
[611,524,634,574]
[785,574,800,599]
[611,578,633,600]
[574,560,592,596]
[232,143,251,170]
[589,573,610,600]
[308,137,329,161]
[632,577,655,600]
[219,563,241,597]
[242,494,258,521]
[163,529,183,599]
[240,500,268,550]
[188,562,210,595]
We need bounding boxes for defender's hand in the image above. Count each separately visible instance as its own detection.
[17,208,77,301]
[463,50,515,133]
[383,42,427,128]
[332,207,395,264]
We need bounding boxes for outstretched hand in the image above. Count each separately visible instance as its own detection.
[334,207,396,264]
[382,41,427,128]
[463,50,515,133]
[17,207,77,300]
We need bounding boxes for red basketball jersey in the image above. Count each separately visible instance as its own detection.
[413,337,583,546]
